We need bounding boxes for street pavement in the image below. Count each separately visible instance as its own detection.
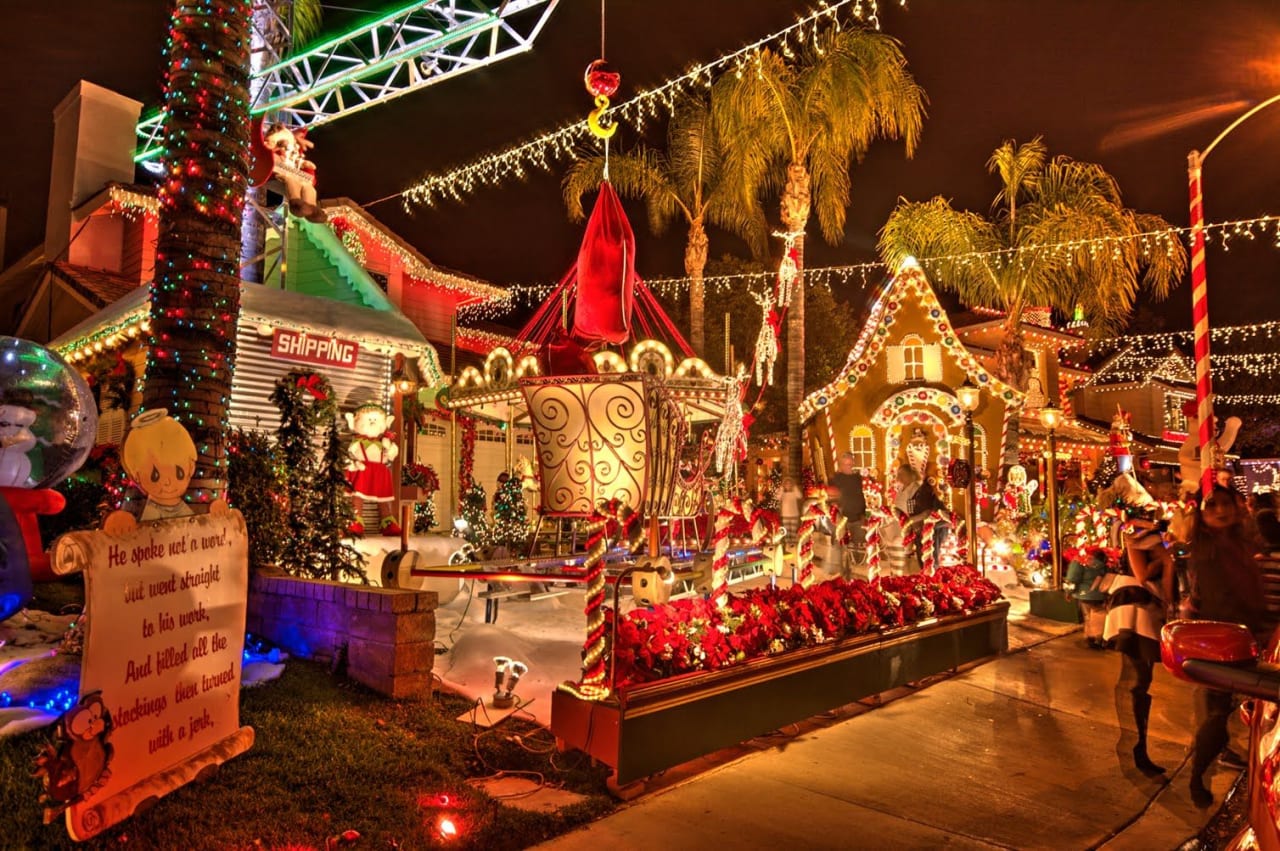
[535,594,1246,850]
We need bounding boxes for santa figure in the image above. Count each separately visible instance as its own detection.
[263,122,328,224]
[345,403,400,536]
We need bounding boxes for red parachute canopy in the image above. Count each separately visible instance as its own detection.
[517,181,692,373]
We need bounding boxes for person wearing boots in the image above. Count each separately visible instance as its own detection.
[1183,485,1265,808]
[1104,513,1175,778]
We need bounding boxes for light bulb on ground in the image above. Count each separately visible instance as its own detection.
[505,660,528,695]
[492,657,511,691]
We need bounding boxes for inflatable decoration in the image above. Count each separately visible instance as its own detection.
[0,336,96,588]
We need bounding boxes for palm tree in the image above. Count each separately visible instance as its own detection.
[562,95,768,355]
[243,0,323,282]
[141,0,252,507]
[714,26,926,478]
[878,137,1187,388]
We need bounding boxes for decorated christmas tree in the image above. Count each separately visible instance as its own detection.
[401,461,441,533]
[270,370,331,576]
[312,416,364,582]
[226,427,286,570]
[459,482,489,547]
[490,473,530,553]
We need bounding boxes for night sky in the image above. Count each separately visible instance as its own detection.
[1,0,1278,332]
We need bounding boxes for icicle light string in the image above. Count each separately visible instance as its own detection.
[457,213,1280,321]
[400,0,886,208]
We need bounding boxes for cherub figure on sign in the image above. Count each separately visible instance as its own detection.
[346,403,401,536]
[33,691,114,824]
[264,122,327,224]
[103,410,228,536]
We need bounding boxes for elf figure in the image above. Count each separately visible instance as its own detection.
[264,122,327,224]
[345,403,400,536]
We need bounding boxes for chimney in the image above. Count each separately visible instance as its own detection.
[44,81,142,262]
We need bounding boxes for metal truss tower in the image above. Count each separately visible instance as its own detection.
[135,0,558,165]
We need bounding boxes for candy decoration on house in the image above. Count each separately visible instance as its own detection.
[752,291,780,386]
[0,337,97,583]
[1177,397,1241,498]
[1108,405,1134,473]
[345,403,400,537]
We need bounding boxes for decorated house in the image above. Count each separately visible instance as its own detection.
[1069,346,1198,493]
[799,259,1024,516]
[951,306,1111,489]
[0,80,544,525]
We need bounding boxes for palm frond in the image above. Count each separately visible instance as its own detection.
[988,137,1046,216]
[289,0,323,49]
[879,197,1007,308]
[560,149,680,234]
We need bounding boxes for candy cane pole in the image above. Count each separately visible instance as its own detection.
[1187,151,1216,499]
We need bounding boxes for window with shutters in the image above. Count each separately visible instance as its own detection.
[902,335,926,381]
[96,408,126,447]
[848,426,875,471]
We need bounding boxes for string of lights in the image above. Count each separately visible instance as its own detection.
[460,213,1280,320]
[400,0,887,208]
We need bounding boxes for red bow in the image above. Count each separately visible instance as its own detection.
[296,374,327,401]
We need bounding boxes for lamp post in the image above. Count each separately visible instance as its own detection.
[1038,401,1063,588]
[1029,400,1074,622]
[1187,93,1280,497]
[956,379,981,569]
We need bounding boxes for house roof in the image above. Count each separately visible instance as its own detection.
[323,198,507,305]
[951,311,1089,350]
[50,282,443,382]
[799,260,1025,424]
[49,262,139,307]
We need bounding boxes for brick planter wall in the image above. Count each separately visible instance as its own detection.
[247,574,438,700]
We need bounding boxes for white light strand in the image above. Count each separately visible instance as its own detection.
[470,213,1280,314]
[400,0,873,208]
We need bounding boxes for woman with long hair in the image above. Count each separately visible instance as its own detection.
[1101,472,1173,776]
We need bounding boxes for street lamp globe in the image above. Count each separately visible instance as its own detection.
[1038,400,1063,432]
[956,379,981,413]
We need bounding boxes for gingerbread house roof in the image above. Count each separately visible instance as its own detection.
[799,260,1024,424]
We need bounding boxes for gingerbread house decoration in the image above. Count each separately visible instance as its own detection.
[799,259,1024,515]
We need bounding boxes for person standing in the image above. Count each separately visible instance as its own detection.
[829,452,867,535]
[1105,515,1175,777]
[1184,485,1266,808]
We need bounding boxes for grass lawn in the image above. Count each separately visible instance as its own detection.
[1,616,615,849]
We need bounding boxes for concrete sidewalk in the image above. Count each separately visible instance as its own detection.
[536,604,1245,850]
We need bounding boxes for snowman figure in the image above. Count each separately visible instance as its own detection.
[0,402,37,487]
[345,403,400,536]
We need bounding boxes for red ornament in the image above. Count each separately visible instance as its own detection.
[584,59,620,98]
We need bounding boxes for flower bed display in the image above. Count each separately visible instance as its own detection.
[614,566,1002,687]
[552,567,1008,789]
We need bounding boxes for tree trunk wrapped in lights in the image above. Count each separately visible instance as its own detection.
[142,0,252,509]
